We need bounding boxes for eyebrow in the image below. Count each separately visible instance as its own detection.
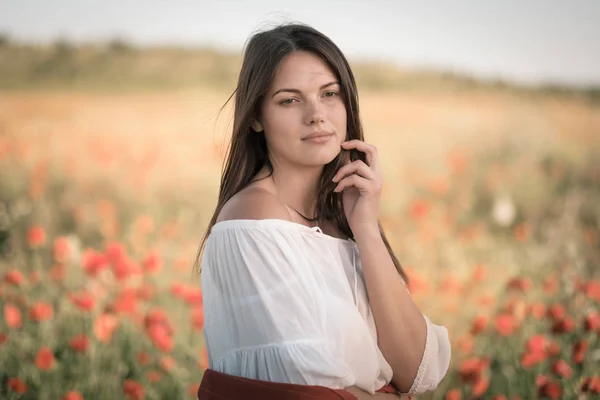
[271,81,340,97]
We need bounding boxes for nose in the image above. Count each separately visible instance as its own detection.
[303,99,325,126]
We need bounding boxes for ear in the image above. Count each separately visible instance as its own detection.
[251,119,263,133]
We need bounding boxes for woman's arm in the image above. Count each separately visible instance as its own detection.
[332,139,450,394]
[354,226,428,393]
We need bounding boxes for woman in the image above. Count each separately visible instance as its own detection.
[195,23,451,399]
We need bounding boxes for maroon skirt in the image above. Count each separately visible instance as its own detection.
[197,369,403,399]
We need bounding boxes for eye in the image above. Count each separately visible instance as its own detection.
[323,91,339,98]
[279,98,297,105]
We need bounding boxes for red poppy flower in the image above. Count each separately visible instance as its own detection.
[137,284,156,301]
[472,376,489,397]
[113,257,139,282]
[459,358,489,383]
[538,379,562,399]
[505,277,532,292]
[4,303,22,329]
[444,389,461,400]
[408,199,431,221]
[69,291,96,312]
[69,334,90,353]
[7,377,27,394]
[527,302,546,319]
[81,249,109,276]
[584,280,600,302]
[94,313,119,343]
[494,313,517,336]
[551,360,573,378]
[470,264,486,283]
[123,379,144,400]
[146,324,173,352]
[27,225,46,247]
[521,351,546,369]
[147,370,162,383]
[142,250,162,274]
[583,311,599,332]
[3,269,26,286]
[551,317,575,334]
[137,351,151,365]
[573,340,588,365]
[581,375,600,394]
[183,288,203,306]
[144,309,174,334]
[53,236,71,263]
[112,288,138,315]
[160,355,176,371]
[439,275,462,294]
[105,241,126,265]
[29,302,54,322]
[35,347,56,370]
[62,390,84,400]
[199,346,209,370]
[546,304,565,322]
[49,264,66,282]
[543,276,558,294]
[192,306,204,331]
[170,283,187,298]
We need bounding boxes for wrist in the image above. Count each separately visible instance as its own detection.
[352,223,380,240]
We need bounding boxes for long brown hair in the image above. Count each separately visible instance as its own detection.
[194,23,409,284]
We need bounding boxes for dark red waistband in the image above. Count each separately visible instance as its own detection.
[197,369,400,400]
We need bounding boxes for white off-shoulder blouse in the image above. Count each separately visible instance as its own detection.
[200,219,451,395]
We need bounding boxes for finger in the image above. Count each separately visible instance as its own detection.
[333,160,375,182]
[340,140,380,172]
[334,174,372,192]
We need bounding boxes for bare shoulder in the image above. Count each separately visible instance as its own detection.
[216,186,293,223]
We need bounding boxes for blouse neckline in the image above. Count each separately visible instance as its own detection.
[211,218,356,246]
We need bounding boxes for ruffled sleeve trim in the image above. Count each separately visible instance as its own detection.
[212,338,355,389]
[399,314,451,395]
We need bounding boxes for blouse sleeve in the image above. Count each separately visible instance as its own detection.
[201,224,355,389]
[401,313,452,395]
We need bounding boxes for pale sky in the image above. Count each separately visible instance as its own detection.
[1,0,599,87]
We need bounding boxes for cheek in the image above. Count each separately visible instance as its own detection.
[331,103,347,130]
[262,105,297,132]
[261,107,298,150]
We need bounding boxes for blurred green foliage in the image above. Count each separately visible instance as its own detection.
[0,35,599,103]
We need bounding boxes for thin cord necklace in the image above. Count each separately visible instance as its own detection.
[288,205,319,223]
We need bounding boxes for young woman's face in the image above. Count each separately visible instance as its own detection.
[254,50,347,169]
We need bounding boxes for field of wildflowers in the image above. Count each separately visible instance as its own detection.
[0,88,598,399]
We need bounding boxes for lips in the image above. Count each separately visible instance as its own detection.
[302,132,334,140]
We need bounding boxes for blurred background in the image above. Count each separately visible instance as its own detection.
[1,1,599,399]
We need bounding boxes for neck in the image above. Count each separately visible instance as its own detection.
[262,163,322,219]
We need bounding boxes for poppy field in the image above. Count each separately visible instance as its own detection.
[0,87,599,399]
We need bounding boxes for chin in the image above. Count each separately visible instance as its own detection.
[303,146,340,167]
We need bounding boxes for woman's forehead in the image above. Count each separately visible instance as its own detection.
[270,52,337,90]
